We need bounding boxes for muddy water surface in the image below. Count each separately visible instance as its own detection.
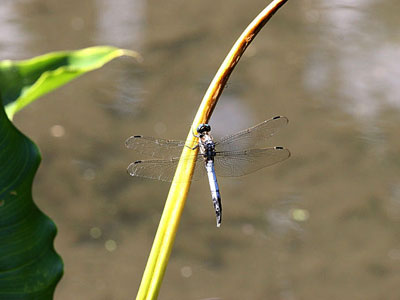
[3,0,400,299]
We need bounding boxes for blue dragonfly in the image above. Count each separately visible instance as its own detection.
[126,115,290,227]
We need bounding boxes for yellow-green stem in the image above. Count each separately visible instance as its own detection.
[135,1,289,299]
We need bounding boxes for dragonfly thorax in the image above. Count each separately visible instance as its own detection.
[199,134,216,161]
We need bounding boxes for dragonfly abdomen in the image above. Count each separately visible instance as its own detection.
[205,160,222,227]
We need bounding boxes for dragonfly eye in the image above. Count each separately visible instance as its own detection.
[197,124,211,134]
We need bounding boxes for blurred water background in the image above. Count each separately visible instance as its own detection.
[3,0,400,299]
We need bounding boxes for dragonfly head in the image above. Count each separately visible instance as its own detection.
[197,124,211,136]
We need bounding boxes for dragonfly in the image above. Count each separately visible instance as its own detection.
[126,115,290,227]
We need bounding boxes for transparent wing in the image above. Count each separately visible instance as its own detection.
[125,135,186,159]
[214,147,290,177]
[215,116,288,152]
[127,154,206,182]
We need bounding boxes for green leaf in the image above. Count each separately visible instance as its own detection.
[0,46,138,298]
[0,101,62,299]
[0,46,139,120]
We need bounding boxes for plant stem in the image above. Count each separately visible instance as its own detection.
[135,1,289,299]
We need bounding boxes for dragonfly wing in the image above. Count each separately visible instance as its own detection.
[125,135,186,159]
[127,154,205,182]
[214,147,290,177]
[215,116,288,152]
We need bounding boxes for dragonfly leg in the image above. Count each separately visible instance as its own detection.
[185,144,199,150]
[191,126,201,138]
